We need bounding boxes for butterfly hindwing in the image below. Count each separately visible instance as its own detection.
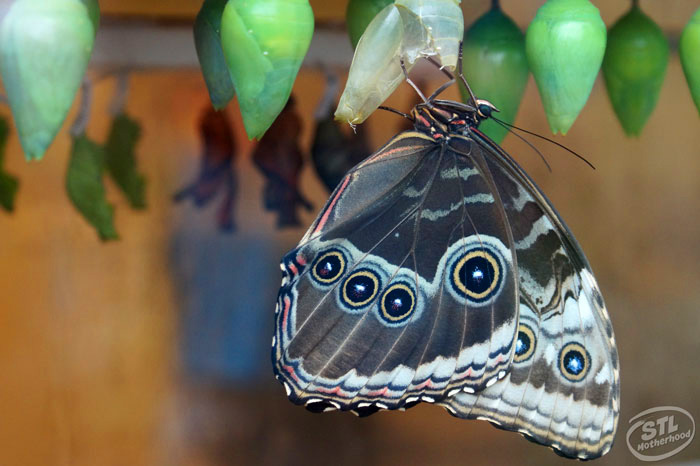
[273,130,519,412]
[439,132,619,460]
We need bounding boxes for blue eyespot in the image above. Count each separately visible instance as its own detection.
[559,342,590,382]
[341,269,381,309]
[379,282,415,325]
[514,324,536,363]
[450,247,503,303]
[311,249,346,285]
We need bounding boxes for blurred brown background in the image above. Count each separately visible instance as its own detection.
[0,0,699,465]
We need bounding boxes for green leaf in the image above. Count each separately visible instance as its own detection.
[104,114,147,209]
[0,117,19,212]
[66,134,118,241]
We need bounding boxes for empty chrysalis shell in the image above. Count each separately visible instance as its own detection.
[221,0,314,140]
[680,7,700,116]
[526,0,606,135]
[461,4,528,144]
[336,0,463,124]
[602,4,668,137]
[346,0,393,49]
[0,0,99,161]
[396,0,463,70]
[336,5,407,124]
[194,0,235,110]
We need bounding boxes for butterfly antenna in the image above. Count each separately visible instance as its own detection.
[491,118,552,172]
[492,116,595,169]
[401,58,431,106]
[378,105,414,121]
[456,41,478,108]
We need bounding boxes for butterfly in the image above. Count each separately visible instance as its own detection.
[272,71,619,459]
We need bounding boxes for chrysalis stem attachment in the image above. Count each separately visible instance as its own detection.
[109,70,130,116]
[70,79,93,137]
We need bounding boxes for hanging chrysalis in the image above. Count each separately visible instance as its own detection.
[602,2,668,136]
[335,0,463,124]
[680,7,700,115]
[0,0,99,160]
[526,0,606,134]
[252,96,312,227]
[174,106,238,233]
[336,5,404,125]
[194,0,236,110]
[220,0,314,140]
[311,71,370,192]
[461,0,528,144]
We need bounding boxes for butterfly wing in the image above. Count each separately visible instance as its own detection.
[273,130,520,413]
[439,132,619,460]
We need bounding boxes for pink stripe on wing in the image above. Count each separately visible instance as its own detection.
[313,175,350,235]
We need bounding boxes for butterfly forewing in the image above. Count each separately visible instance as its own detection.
[274,130,519,412]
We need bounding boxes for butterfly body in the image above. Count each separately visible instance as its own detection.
[273,98,619,459]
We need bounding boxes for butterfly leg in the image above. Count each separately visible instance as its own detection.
[400,58,430,105]
[456,41,478,107]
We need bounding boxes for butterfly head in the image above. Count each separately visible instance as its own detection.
[475,99,499,121]
[411,98,499,137]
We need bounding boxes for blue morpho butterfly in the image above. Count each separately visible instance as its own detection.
[272,59,620,460]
